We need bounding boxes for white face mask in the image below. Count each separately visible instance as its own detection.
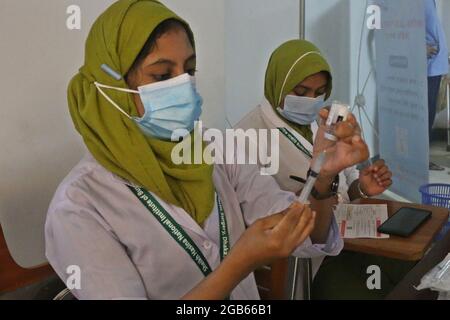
[277,94,326,125]
[95,73,203,140]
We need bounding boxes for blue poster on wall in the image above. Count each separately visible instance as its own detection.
[374,0,429,202]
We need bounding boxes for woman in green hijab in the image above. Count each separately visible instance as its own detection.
[239,39,393,203]
[236,40,394,299]
[45,1,367,300]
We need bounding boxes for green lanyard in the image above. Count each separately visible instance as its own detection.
[128,186,230,277]
[278,127,313,159]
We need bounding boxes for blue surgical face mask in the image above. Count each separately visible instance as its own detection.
[277,94,326,125]
[95,73,203,140]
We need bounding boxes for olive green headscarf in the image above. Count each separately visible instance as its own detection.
[264,40,333,143]
[68,0,214,225]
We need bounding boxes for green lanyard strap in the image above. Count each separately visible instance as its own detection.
[278,127,313,159]
[128,186,230,277]
[217,195,230,259]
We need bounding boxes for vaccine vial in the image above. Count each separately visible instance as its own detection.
[324,101,350,141]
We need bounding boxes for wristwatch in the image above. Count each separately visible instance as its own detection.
[309,171,340,200]
[357,182,370,199]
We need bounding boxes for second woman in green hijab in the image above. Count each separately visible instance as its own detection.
[236,39,393,298]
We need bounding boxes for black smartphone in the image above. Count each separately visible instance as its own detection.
[377,207,432,237]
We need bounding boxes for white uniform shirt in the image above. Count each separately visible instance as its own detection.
[45,151,343,300]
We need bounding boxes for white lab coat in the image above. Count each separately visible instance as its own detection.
[235,100,359,298]
[45,148,343,300]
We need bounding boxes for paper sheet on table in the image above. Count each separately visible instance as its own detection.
[334,204,390,239]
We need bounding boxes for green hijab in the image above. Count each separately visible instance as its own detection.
[264,40,333,144]
[68,0,214,225]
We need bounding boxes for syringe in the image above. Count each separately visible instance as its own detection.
[297,151,327,203]
[291,151,327,300]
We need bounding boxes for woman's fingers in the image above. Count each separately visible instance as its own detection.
[318,109,363,142]
[334,114,362,139]
[290,207,315,246]
[371,160,387,173]
[373,167,392,185]
[295,212,316,247]
[382,179,393,188]
[344,136,370,164]
[334,114,358,139]
[346,113,357,126]
[370,160,392,185]
[378,171,392,182]
[374,166,388,177]
[353,135,369,154]
[372,159,386,169]
[334,122,354,139]
[242,204,315,267]
[257,212,285,230]
[361,164,373,176]
[269,204,316,256]
[315,143,337,158]
[272,202,304,235]
[318,108,330,123]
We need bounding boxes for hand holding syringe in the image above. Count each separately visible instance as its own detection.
[298,102,390,203]
[297,102,350,203]
[292,104,366,300]
[313,103,370,180]
[297,151,327,203]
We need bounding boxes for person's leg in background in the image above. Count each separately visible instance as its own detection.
[428,75,445,171]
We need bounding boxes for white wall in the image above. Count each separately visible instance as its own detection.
[306,0,351,104]
[0,0,115,268]
[224,0,300,125]
[0,0,226,268]
[306,0,379,156]
[163,0,226,130]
